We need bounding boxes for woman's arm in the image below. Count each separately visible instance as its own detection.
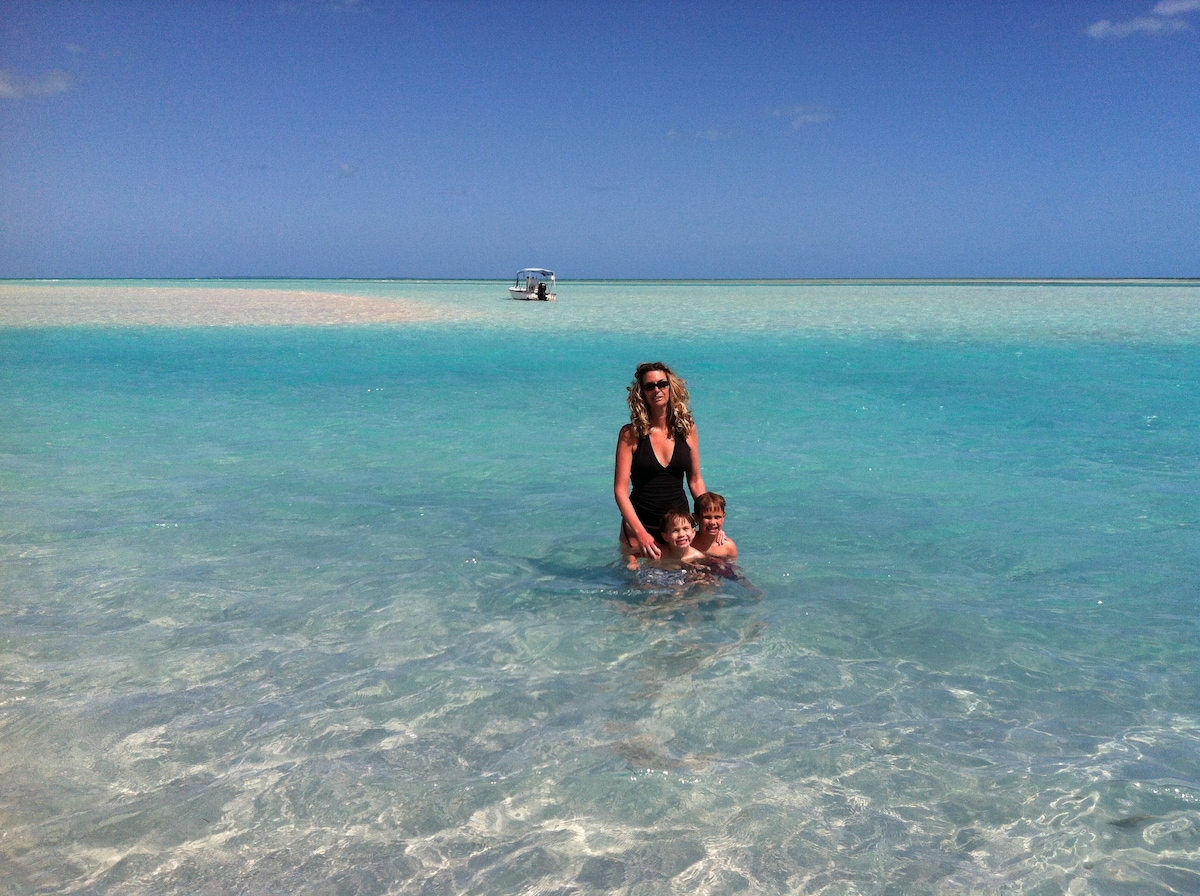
[685,425,707,500]
[614,425,660,559]
[684,425,729,545]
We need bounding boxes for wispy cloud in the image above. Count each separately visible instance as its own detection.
[1087,0,1200,38]
[1087,15,1188,37]
[771,104,833,128]
[0,69,72,100]
[665,126,739,141]
[1154,0,1200,14]
[277,0,365,15]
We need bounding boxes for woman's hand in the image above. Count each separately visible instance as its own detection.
[634,528,661,560]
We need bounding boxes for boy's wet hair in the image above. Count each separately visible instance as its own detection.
[694,492,726,513]
[660,509,695,532]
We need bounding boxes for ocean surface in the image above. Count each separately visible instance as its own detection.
[2,279,1198,895]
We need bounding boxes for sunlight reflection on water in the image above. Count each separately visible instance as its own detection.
[1,280,1198,893]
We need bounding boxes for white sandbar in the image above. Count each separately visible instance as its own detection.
[0,284,466,326]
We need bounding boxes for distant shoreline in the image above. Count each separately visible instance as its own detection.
[3,277,1196,331]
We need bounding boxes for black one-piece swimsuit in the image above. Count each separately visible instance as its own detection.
[629,434,691,541]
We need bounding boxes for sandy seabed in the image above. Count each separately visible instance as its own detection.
[0,283,465,326]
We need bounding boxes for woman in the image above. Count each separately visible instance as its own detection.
[614,361,707,564]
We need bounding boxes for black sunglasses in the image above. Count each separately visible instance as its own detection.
[641,379,670,391]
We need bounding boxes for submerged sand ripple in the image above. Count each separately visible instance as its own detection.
[0,284,465,326]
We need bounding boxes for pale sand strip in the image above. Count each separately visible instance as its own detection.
[0,284,468,326]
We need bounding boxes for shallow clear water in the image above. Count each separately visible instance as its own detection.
[2,280,1199,894]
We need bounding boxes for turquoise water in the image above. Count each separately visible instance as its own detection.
[2,280,1199,894]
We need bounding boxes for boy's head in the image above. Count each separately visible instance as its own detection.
[659,510,696,548]
[694,492,726,535]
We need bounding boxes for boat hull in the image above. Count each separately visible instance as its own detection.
[509,287,556,301]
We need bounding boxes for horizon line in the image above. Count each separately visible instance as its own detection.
[5,276,1199,285]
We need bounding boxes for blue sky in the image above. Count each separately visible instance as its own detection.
[2,1,1198,279]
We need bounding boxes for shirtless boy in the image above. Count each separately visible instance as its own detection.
[690,492,737,560]
[656,509,708,568]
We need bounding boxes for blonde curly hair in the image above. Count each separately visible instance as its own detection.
[626,361,695,439]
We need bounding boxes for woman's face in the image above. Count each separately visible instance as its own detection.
[640,371,671,410]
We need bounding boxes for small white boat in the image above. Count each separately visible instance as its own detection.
[509,268,557,301]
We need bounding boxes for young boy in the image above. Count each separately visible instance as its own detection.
[690,492,737,560]
[656,509,708,568]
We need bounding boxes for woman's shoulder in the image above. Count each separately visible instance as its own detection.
[618,423,642,444]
